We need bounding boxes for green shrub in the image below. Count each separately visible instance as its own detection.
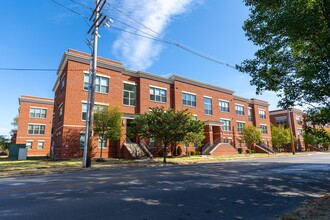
[246,149,251,153]
[177,146,182,155]
[238,148,243,154]
[190,151,196,156]
[195,151,201,155]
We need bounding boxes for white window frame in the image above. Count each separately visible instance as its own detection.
[37,141,45,150]
[27,124,46,135]
[123,83,136,106]
[150,86,167,103]
[29,107,47,118]
[219,100,230,112]
[182,92,196,107]
[204,97,212,115]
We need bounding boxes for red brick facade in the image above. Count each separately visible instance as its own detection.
[16,96,54,156]
[269,109,304,151]
[51,49,273,158]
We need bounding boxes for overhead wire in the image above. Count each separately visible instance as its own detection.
[105,2,236,69]
[50,0,90,25]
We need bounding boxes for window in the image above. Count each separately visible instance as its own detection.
[260,125,268,134]
[204,97,212,115]
[182,93,196,107]
[30,108,47,118]
[228,139,233,145]
[296,116,302,124]
[237,122,245,133]
[248,108,253,122]
[123,83,136,106]
[220,119,231,131]
[80,134,85,149]
[219,101,229,112]
[150,87,166,103]
[58,106,63,123]
[98,137,106,149]
[259,109,266,119]
[28,124,45,135]
[235,105,244,115]
[61,79,65,92]
[297,129,303,136]
[26,141,33,149]
[192,115,197,120]
[37,141,44,150]
[82,103,107,120]
[84,73,109,93]
[149,138,156,148]
[275,116,287,125]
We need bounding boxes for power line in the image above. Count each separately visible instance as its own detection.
[68,0,93,10]
[50,0,90,25]
[105,2,236,69]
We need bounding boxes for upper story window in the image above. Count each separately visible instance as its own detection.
[84,73,109,93]
[275,116,287,125]
[182,92,196,107]
[150,87,166,103]
[259,109,266,119]
[123,83,136,106]
[220,119,231,131]
[219,100,229,112]
[260,124,268,134]
[235,105,244,115]
[28,124,45,135]
[204,97,212,115]
[237,122,245,133]
[82,103,107,121]
[297,128,303,136]
[248,108,253,122]
[58,106,63,123]
[61,79,65,92]
[30,108,47,118]
[296,116,302,124]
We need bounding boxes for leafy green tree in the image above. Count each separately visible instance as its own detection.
[94,106,122,160]
[0,135,10,152]
[238,0,330,124]
[132,107,204,163]
[241,125,262,153]
[304,126,330,148]
[271,124,291,152]
[183,119,205,156]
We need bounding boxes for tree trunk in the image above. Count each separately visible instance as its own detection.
[163,142,167,163]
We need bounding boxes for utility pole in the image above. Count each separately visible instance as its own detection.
[83,0,108,168]
[287,109,296,155]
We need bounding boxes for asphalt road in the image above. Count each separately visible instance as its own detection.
[1,153,330,220]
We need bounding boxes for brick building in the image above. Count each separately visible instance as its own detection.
[16,96,54,156]
[269,108,304,151]
[51,49,273,158]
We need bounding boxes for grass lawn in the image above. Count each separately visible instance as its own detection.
[0,152,296,177]
[153,153,293,164]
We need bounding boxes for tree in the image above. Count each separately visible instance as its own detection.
[241,125,262,153]
[0,135,10,152]
[132,107,204,163]
[271,124,291,152]
[183,119,205,155]
[10,116,18,143]
[304,126,330,149]
[93,106,122,161]
[238,0,330,124]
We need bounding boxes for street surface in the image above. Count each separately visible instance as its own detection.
[1,153,330,220]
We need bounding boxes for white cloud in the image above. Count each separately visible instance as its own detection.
[111,0,198,70]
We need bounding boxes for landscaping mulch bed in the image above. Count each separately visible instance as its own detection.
[281,194,330,220]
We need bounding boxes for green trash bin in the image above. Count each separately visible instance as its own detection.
[8,144,27,159]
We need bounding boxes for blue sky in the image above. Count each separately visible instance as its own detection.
[0,0,281,136]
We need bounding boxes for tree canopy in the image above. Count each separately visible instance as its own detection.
[241,125,262,146]
[94,106,122,159]
[132,107,204,163]
[238,0,330,124]
[271,124,291,151]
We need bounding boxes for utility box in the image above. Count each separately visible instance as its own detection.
[18,148,28,160]
[9,144,27,159]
